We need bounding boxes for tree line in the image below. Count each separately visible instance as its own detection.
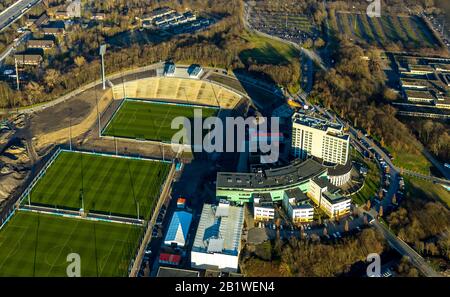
[310,40,425,158]
[0,0,301,109]
[240,228,385,277]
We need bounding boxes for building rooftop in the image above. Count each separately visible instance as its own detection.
[143,7,175,19]
[164,62,176,75]
[28,39,54,47]
[164,210,192,247]
[14,54,43,63]
[312,176,340,193]
[188,64,202,77]
[217,159,326,190]
[322,190,348,204]
[157,266,199,277]
[192,202,244,256]
[292,112,349,140]
[400,78,429,86]
[326,158,353,176]
[253,193,273,207]
[405,89,435,100]
[285,188,312,209]
[433,63,450,71]
[408,64,434,72]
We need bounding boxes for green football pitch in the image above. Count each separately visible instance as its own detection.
[0,212,142,277]
[103,100,218,142]
[27,151,170,218]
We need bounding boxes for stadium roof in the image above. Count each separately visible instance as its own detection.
[216,159,326,189]
[164,211,192,247]
[192,202,244,256]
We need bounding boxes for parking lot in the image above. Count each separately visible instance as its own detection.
[250,207,367,244]
[247,8,319,45]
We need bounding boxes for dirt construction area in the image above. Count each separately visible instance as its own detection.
[30,85,112,150]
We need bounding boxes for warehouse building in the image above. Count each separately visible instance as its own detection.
[164,210,192,247]
[191,200,244,272]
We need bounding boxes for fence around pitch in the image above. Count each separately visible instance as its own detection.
[0,147,63,231]
[0,147,172,231]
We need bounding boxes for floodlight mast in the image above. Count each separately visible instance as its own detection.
[14,57,19,91]
[99,45,107,90]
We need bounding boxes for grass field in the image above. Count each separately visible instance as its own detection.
[239,32,300,65]
[351,149,381,205]
[28,151,170,218]
[405,177,450,208]
[103,100,218,142]
[387,146,432,175]
[0,212,142,276]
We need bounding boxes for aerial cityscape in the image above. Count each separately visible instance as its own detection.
[0,0,449,284]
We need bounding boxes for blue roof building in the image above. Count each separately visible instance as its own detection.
[164,210,192,247]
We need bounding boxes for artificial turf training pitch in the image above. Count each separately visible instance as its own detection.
[28,150,170,218]
[0,212,142,276]
[103,100,218,142]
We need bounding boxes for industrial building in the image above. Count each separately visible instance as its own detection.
[157,266,199,277]
[191,200,244,272]
[291,113,350,165]
[163,210,192,247]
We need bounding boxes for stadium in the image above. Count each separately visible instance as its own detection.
[100,75,245,147]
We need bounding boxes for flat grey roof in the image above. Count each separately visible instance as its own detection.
[327,158,353,176]
[192,203,244,256]
[313,176,340,193]
[157,267,199,277]
[292,112,343,132]
[217,159,326,189]
[323,191,349,203]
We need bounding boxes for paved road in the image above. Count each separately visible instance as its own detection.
[0,31,31,63]
[0,0,40,32]
[371,219,442,277]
